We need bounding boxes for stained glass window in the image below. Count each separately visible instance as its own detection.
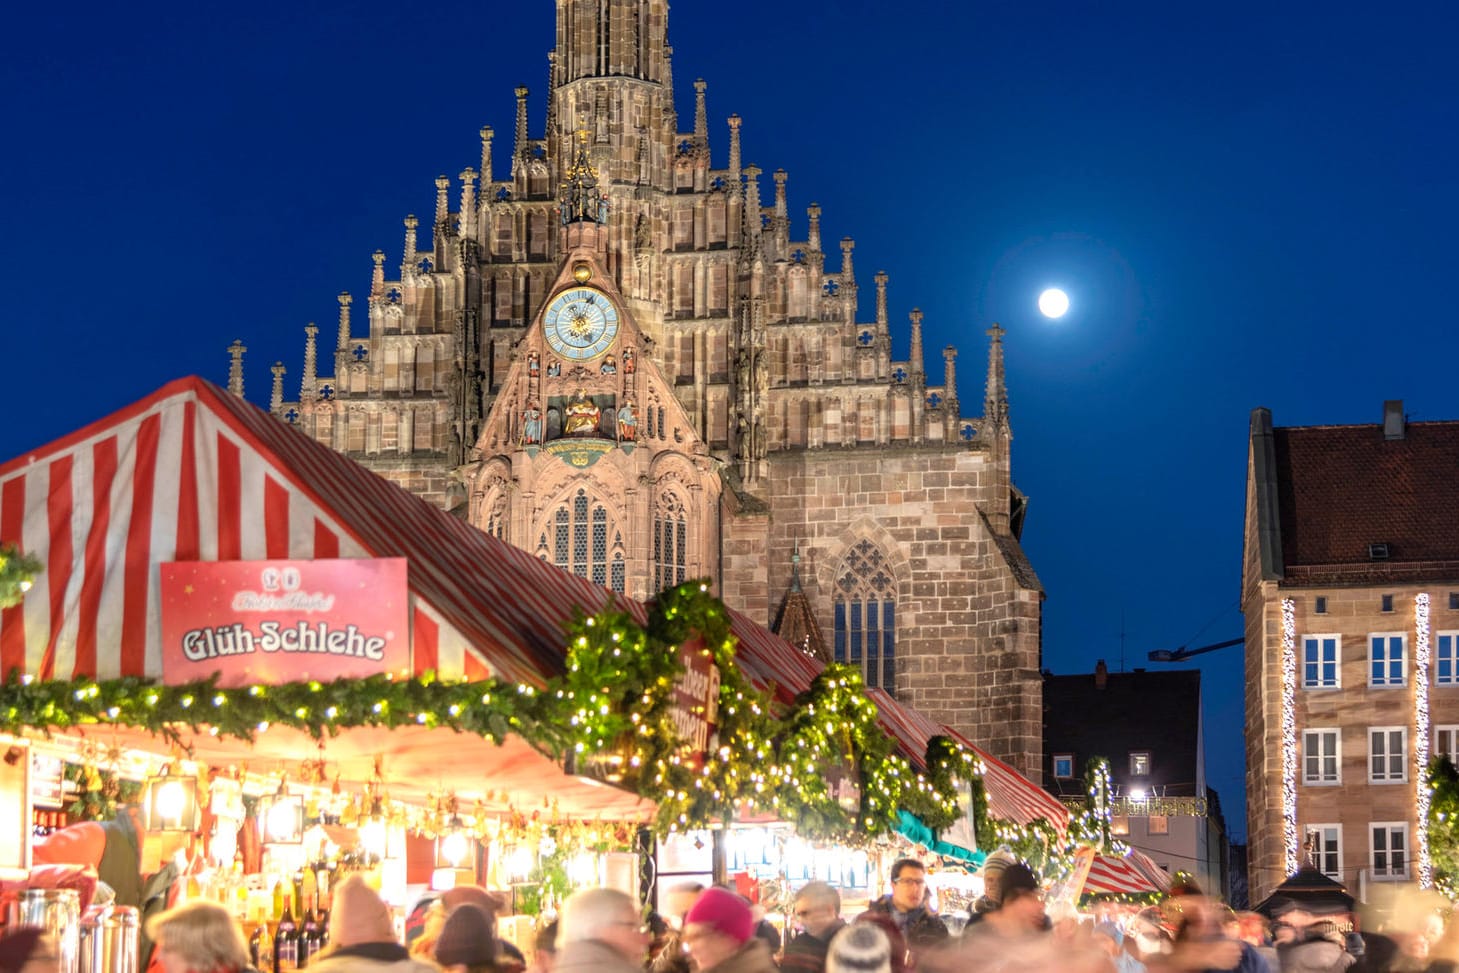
[548,489,624,593]
[653,491,689,593]
[833,540,897,696]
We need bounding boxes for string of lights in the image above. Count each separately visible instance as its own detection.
[1415,592,1432,887]
[1281,598,1298,875]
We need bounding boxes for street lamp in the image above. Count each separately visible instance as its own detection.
[1147,637,1243,663]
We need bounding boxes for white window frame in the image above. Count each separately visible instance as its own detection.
[1436,726,1459,766]
[1130,752,1151,777]
[1302,728,1341,786]
[1369,726,1408,784]
[1370,633,1407,687]
[1436,632,1459,686]
[1052,754,1074,779]
[1370,822,1409,881]
[1306,824,1343,880]
[1303,634,1342,689]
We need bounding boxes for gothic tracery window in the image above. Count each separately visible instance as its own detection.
[833,539,897,696]
[545,488,624,593]
[653,490,689,593]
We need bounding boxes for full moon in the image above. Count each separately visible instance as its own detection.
[1038,288,1070,319]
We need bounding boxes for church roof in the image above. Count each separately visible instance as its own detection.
[771,551,829,662]
[1251,411,1459,585]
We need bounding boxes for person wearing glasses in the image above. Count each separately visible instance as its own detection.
[861,859,949,957]
[781,882,846,973]
[554,888,650,973]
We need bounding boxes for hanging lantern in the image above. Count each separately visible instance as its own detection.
[142,765,198,833]
[260,778,306,845]
[435,817,475,869]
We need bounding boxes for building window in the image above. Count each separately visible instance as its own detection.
[1436,726,1459,766]
[1381,594,1395,613]
[1315,596,1328,614]
[833,540,897,696]
[1110,816,1130,836]
[652,490,689,593]
[1438,633,1459,686]
[1306,825,1342,880]
[1370,634,1407,687]
[1130,752,1151,777]
[1450,593,1458,611]
[1303,636,1340,689]
[1369,727,1407,783]
[1053,754,1074,779]
[1371,823,1409,880]
[1303,729,1340,785]
[548,488,625,594]
[1147,815,1169,835]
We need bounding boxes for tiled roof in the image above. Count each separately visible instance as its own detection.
[1273,420,1459,574]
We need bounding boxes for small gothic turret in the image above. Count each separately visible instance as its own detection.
[727,115,742,193]
[910,308,925,379]
[433,175,451,240]
[336,293,352,351]
[559,130,607,225]
[985,322,1008,427]
[943,345,959,419]
[840,237,855,285]
[402,216,418,276]
[480,126,494,184]
[227,340,246,397]
[371,250,385,296]
[744,165,762,238]
[301,324,318,399]
[270,362,286,414]
[512,86,530,176]
[694,79,708,144]
[807,203,821,252]
[875,271,888,330]
[459,168,478,238]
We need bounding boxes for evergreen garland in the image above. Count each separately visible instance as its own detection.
[0,542,42,610]
[0,579,1066,853]
[1428,756,1459,899]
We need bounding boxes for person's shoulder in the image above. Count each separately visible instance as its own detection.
[861,896,894,916]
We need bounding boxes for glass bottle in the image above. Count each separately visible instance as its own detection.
[274,901,299,973]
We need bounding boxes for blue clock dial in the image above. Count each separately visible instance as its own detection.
[543,287,620,361]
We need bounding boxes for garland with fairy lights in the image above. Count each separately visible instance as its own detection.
[1,580,1068,852]
[0,542,42,609]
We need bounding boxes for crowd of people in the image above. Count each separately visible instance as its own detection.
[4,858,1459,973]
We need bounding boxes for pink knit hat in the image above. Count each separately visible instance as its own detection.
[683,888,755,945]
[329,875,396,948]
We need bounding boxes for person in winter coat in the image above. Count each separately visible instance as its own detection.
[308,875,438,973]
[552,888,649,973]
[435,903,503,973]
[679,887,777,973]
[781,882,846,973]
[859,859,949,960]
[1276,920,1356,973]
[825,923,893,973]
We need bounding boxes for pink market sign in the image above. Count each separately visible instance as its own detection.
[160,559,409,687]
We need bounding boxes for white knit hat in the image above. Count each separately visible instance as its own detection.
[826,923,892,973]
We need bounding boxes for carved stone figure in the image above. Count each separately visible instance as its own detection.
[521,402,543,444]
[618,400,638,441]
[563,389,601,436]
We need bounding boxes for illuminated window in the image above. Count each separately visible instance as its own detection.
[833,540,897,696]
[1371,823,1408,880]
[1370,634,1407,687]
[1053,754,1074,779]
[1129,752,1151,777]
[1369,727,1407,783]
[1303,729,1340,785]
[1147,815,1169,836]
[1110,816,1129,836]
[547,489,624,594]
[1303,635,1340,689]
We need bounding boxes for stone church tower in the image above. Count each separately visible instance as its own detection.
[268,0,1045,779]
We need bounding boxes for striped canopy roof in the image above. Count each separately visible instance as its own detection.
[1083,849,1172,896]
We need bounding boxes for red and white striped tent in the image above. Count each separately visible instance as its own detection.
[867,687,1070,836]
[1082,849,1172,896]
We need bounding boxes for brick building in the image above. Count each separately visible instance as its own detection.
[257,1,1044,777]
[1242,402,1459,902]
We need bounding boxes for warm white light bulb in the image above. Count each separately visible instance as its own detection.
[156,780,187,825]
[440,831,471,868]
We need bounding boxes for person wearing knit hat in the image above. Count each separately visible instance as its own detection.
[957,861,1047,954]
[680,887,776,973]
[968,851,1017,922]
[308,875,439,973]
[435,903,501,972]
[825,923,892,973]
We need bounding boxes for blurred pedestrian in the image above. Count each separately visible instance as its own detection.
[679,887,776,973]
[826,923,892,973]
[310,875,438,973]
[145,901,253,973]
[781,882,846,973]
[861,859,949,957]
[554,888,647,973]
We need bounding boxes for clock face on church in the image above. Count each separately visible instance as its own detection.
[543,286,620,361]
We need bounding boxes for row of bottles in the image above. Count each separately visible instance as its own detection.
[31,808,70,836]
[250,869,331,972]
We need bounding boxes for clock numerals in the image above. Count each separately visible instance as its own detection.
[544,286,619,361]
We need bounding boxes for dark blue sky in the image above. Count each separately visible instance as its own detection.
[5,1,1458,841]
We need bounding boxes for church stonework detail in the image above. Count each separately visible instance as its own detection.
[271,0,1044,780]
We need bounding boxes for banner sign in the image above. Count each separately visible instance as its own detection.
[670,636,720,771]
[160,559,409,687]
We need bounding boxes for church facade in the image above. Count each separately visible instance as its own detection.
[264,0,1045,780]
